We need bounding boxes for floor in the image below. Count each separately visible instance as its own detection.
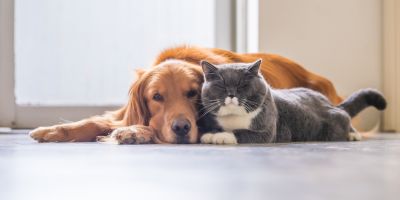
[1,130,399,200]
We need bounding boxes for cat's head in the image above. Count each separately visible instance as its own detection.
[200,59,268,116]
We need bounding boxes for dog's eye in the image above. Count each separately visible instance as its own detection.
[187,90,197,98]
[153,93,163,101]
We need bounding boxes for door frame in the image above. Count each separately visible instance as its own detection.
[383,0,400,132]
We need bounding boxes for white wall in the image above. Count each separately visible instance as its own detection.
[15,0,216,106]
[259,0,382,130]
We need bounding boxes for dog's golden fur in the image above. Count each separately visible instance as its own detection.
[30,46,343,144]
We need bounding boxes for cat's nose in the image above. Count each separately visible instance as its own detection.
[171,118,191,137]
[228,94,235,98]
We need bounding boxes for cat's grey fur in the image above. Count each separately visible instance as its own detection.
[198,60,387,144]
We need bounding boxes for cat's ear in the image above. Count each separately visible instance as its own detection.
[201,60,219,81]
[248,59,262,75]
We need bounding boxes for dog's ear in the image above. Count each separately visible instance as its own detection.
[134,68,146,79]
[126,74,151,126]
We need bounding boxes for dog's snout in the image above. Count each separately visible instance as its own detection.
[171,118,191,137]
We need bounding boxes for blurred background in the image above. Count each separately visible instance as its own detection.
[0,0,399,132]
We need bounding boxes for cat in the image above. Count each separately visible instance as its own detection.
[197,59,387,144]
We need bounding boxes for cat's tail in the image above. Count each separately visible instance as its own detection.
[337,88,387,118]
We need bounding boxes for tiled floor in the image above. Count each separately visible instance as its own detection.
[1,130,399,200]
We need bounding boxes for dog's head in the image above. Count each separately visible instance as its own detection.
[126,60,203,144]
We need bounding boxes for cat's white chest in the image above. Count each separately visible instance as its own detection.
[216,105,261,131]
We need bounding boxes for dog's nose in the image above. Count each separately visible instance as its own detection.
[171,118,191,137]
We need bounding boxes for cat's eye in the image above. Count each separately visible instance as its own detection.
[187,90,198,98]
[152,93,164,102]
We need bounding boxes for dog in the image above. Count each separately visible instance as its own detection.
[30,46,342,144]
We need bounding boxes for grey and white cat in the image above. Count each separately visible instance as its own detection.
[198,60,386,144]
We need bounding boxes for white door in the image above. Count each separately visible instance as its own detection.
[0,0,234,128]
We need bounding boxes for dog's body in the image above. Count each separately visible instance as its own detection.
[30,46,342,144]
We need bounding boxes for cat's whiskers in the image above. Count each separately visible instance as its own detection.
[198,101,220,113]
[241,99,256,108]
[240,100,253,112]
[198,102,221,120]
[198,107,218,120]
[243,100,260,109]
[206,99,221,102]
[244,99,259,105]
[194,99,220,106]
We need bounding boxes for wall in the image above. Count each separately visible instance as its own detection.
[258,0,382,130]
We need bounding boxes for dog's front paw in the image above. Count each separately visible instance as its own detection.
[29,126,67,142]
[97,126,153,145]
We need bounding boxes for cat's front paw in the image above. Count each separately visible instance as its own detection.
[213,132,238,144]
[348,132,362,141]
[200,133,214,144]
[201,132,238,145]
